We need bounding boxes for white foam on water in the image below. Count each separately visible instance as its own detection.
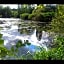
[0,19,53,52]
[0,26,49,51]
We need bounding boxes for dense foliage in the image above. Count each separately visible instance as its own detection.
[28,12,55,22]
[0,4,56,21]
[0,4,64,60]
[33,35,64,60]
[50,5,64,34]
[32,4,64,60]
[0,6,12,18]
[27,4,56,22]
[20,13,29,20]
[0,33,31,60]
[11,10,18,18]
[0,34,10,59]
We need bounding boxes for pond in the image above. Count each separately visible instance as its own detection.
[0,18,53,59]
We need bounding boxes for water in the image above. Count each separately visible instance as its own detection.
[0,18,53,59]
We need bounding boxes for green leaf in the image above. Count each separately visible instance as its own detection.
[11,46,15,52]
[0,34,2,38]
[0,39,4,45]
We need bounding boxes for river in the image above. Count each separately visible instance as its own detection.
[0,18,53,59]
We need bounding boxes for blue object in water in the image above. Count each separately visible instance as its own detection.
[25,44,41,52]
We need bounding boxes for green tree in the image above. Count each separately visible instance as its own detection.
[11,10,18,18]
[2,6,12,18]
[32,4,45,13]
[20,4,34,14]
[0,6,3,17]
[50,4,64,34]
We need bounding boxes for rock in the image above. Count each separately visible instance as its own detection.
[0,20,6,24]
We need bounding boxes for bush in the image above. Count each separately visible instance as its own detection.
[28,13,36,20]
[32,13,44,21]
[11,11,18,18]
[0,34,11,59]
[20,13,29,20]
[49,5,64,34]
[33,36,64,60]
[28,12,54,22]
[50,16,64,34]
[28,13,44,21]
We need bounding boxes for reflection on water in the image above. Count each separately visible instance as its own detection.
[0,18,53,59]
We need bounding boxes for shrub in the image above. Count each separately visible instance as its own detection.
[28,13,36,20]
[52,35,64,48]
[32,13,43,21]
[33,36,64,60]
[50,16,64,34]
[29,13,45,21]
[28,13,44,21]
[11,11,18,18]
[20,13,29,20]
[50,5,64,34]
[0,34,11,59]
[28,12,54,22]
